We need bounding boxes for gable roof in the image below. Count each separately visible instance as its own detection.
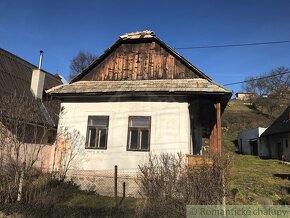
[0,48,62,97]
[71,31,211,83]
[48,31,232,110]
[262,106,290,136]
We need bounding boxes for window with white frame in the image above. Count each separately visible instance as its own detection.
[127,116,151,151]
[86,116,109,149]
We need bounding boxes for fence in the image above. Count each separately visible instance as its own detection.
[65,166,141,198]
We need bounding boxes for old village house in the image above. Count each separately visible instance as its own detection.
[47,31,232,195]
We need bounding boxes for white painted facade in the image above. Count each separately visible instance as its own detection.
[60,101,191,171]
[237,127,268,157]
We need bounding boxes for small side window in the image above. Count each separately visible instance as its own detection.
[86,116,109,149]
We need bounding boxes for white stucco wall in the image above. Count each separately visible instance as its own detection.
[237,127,267,156]
[258,128,269,157]
[59,101,190,171]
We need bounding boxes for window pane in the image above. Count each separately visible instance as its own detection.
[98,128,107,148]
[88,128,96,148]
[141,129,149,150]
[129,129,138,149]
[88,116,108,126]
[130,117,150,127]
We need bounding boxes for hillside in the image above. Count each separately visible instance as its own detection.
[222,100,290,204]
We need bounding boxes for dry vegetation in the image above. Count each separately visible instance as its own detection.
[0,94,54,204]
[136,153,232,217]
[242,66,290,118]
[0,94,81,208]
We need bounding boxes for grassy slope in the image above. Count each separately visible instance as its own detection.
[222,100,290,204]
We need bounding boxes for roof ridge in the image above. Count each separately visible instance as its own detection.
[75,78,207,82]
[0,48,60,79]
[0,47,36,69]
[120,30,155,39]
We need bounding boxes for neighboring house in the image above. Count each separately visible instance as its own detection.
[237,127,268,157]
[47,31,231,195]
[261,106,290,161]
[235,92,255,101]
[0,48,63,170]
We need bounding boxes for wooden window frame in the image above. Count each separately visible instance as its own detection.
[127,116,151,152]
[85,116,109,150]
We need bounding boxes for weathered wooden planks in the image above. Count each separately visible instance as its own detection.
[209,103,222,156]
[81,42,200,81]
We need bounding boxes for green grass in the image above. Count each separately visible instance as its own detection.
[226,100,254,112]
[1,177,138,217]
[222,100,290,205]
[64,193,115,208]
[230,155,290,204]
[63,193,137,210]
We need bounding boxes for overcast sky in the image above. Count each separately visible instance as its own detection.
[1,0,290,92]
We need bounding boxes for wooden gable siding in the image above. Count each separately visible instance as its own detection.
[80,42,200,81]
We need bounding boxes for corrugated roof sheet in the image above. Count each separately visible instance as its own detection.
[47,79,231,95]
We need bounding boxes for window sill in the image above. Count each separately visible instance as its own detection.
[85,147,107,150]
[127,149,150,152]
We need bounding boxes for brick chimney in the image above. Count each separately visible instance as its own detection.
[30,50,45,100]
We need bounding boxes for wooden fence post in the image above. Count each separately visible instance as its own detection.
[123,182,126,199]
[114,165,118,207]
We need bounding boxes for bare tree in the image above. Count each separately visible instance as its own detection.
[52,127,85,181]
[0,94,58,203]
[69,51,97,80]
[0,93,85,206]
[242,67,290,117]
[48,107,85,181]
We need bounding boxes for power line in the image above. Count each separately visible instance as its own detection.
[173,39,290,50]
[223,71,290,86]
[117,39,290,56]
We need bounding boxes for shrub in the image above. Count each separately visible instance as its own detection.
[137,153,232,217]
